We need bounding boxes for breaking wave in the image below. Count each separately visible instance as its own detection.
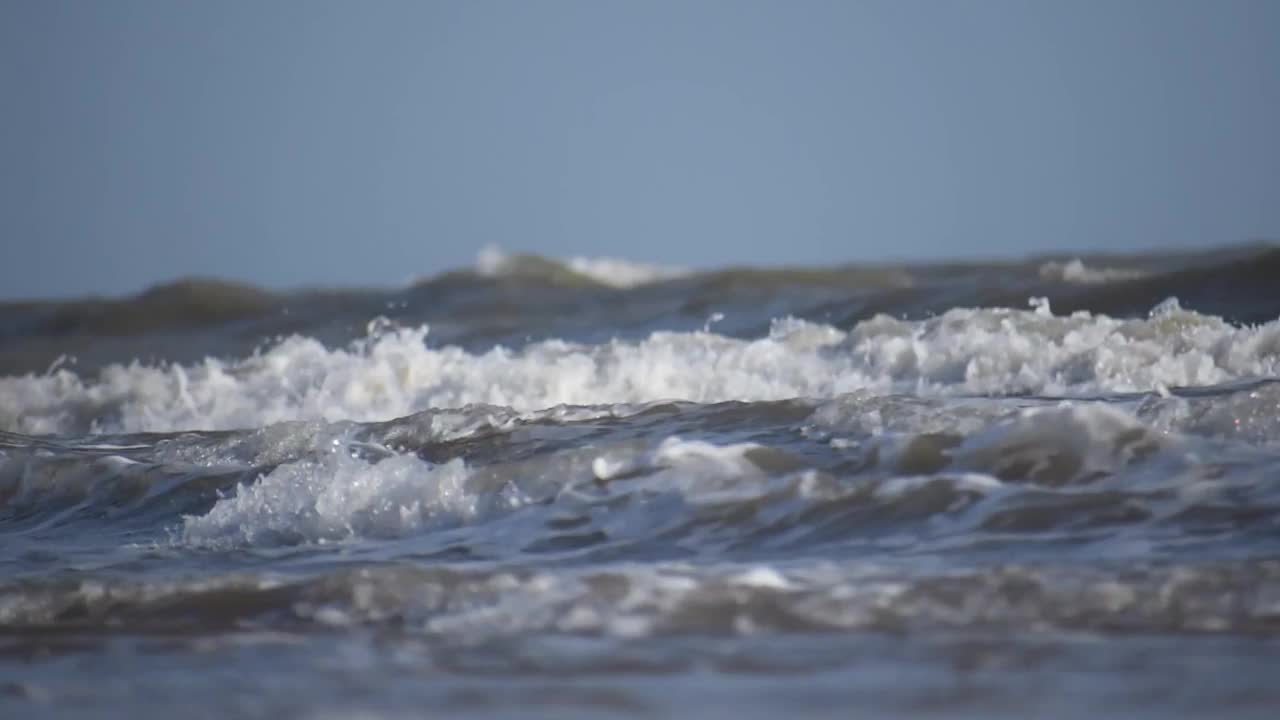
[4,299,1279,436]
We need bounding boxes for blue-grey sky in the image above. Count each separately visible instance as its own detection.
[3,0,1278,299]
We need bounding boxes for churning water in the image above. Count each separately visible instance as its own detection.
[4,245,1280,718]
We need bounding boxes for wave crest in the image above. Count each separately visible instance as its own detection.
[3,302,1279,435]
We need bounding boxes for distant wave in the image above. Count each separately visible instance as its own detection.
[5,298,1279,436]
[0,277,280,339]
[477,245,690,288]
[1037,258,1147,284]
[3,242,1279,381]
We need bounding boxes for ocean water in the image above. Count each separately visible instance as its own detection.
[4,244,1280,719]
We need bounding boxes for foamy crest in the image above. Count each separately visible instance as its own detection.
[474,244,511,277]
[180,449,516,546]
[1038,258,1147,284]
[843,299,1280,395]
[476,244,688,287]
[13,400,1277,555]
[590,436,774,495]
[3,301,1279,435]
[564,255,689,288]
[177,433,784,549]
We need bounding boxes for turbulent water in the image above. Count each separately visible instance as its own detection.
[4,244,1280,719]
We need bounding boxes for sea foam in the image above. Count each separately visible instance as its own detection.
[476,245,689,288]
[1037,258,1147,284]
[3,301,1278,435]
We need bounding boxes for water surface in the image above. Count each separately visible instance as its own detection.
[4,245,1280,718]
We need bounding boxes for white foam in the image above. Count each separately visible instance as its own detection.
[474,244,511,277]
[476,245,689,288]
[176,432,784,548]
[873,473,1003,501]
[587,436,776,499]
[564,254,690,288]
[180,449,514,546]
[729,566,793,590]
[948,403,1173,486]
[1038,258,1147,284]
[842,299,1280,395]
[76,402,1280,550]
[3,302,1279,435]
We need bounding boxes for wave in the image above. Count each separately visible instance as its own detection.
[7,379,1280,647]
[4,557,1279,637]
[5,404,1280,642]
[0,278,282,339]
[1037,258,1147,284]
[6,242,1275,334]
[5,390,1280,550]
[3,243,1278,397]
[176,402,1280,548]
[477,245,690,288]
[1043,246,1280,323]
[4,299,1278,435]
[7,243,1280,714]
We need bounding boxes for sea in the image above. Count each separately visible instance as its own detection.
[3,244,1280,719]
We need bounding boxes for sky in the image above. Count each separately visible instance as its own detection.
[2,0,1278,299]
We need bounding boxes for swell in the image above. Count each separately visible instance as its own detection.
[0,278,386,378]
[7,298,1280,436]
[4,559,1280,637]
[1030,247,1280,324]
[1,278,281,339]
[6,393,1280,555]
[4,243,1278,379]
